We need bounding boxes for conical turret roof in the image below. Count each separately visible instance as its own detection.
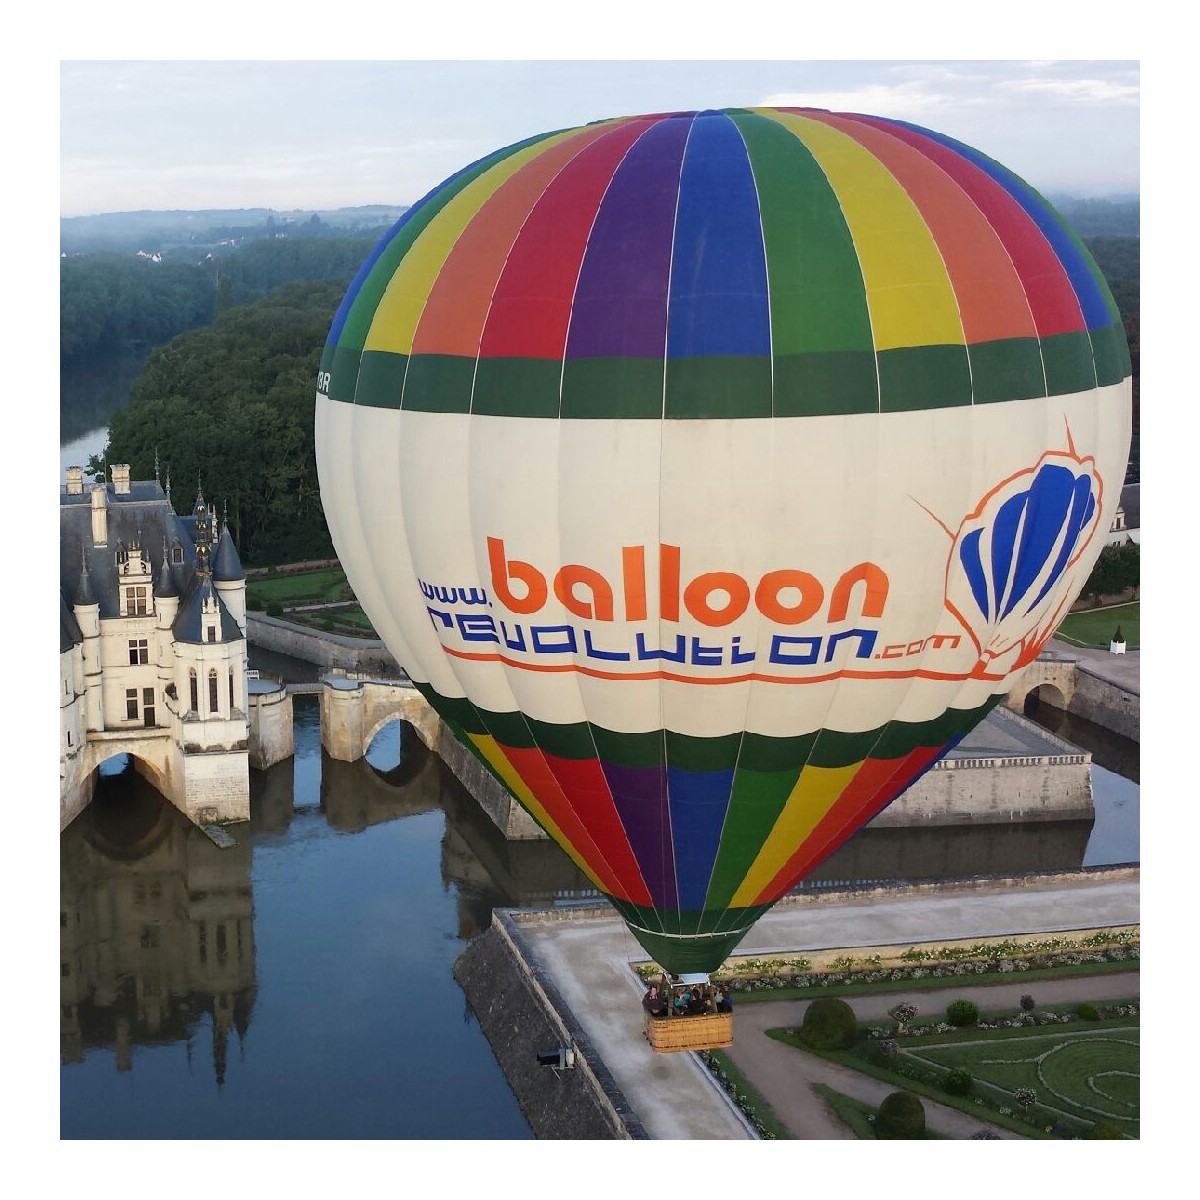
[212,524,244,582]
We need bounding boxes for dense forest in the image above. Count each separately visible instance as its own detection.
[90,280,342,565]
[68,198,1141,567]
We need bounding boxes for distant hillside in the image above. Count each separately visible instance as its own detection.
[1049,194,1139,238]
[60,205,409,257]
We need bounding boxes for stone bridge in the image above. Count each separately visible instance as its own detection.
[318,676,542,839]
[1005,654,1078,713]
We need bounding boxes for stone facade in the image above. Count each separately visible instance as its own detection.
[60,466,251,829]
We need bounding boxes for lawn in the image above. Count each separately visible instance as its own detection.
[246,567,351,608]
[1056,602,1139,650]
[903,1025,1139,1136]
[769,1005,1139,1139]
[287,606,380,639]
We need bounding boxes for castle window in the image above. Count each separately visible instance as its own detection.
[172,545,183,564]
[67,731,73,747]
[125,585,148,615]
[208,669,219,715]
[207,626,216,643]
[189,670,198,712]
[125,688,138,720]
[229,673,235,710]
[128,638,149,665]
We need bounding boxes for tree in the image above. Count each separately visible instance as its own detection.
[799,997,858,1050]
[93,280,344,565]
[876,1091,926,1139]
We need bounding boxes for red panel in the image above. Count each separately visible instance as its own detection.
[844,115,1086,339]
[478,117,659,360]
[752,745,944,905]
[501,744,627,899]
[810,112,1038,345]
[543,754,653,906]
[412,124,616,358]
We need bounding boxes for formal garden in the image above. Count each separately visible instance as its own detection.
[770,994,1139,1139]
[245,564,380,638]
[650,928,1139,1139]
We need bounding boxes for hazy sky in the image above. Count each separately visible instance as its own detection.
[60,59,1139,217]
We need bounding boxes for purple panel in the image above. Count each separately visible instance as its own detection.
[600,761,678,909]
[565,114,692,360]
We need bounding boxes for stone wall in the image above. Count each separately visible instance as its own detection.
[246,613,402,674]
[178,749,251,824]
[433,725,544,840]
[874,753,1093,826]
[247,686,294,770]
[453,912,646,1140]
[1071,664,1139,742]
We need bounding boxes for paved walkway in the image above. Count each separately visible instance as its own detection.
[1045,635,1139,693]
[515,872,1138,1140]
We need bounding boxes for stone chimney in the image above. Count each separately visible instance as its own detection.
[65,466,83,495]
[90,485,108,546]
[111,464,131,495]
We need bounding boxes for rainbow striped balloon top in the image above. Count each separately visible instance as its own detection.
[321,107,1129,420]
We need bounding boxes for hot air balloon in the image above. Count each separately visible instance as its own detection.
[315,108,1131,979]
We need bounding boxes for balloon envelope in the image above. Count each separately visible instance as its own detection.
[315,108,1131,972]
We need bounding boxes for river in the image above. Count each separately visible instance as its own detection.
[60,666,1138,1138]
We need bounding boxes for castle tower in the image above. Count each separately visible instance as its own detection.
[212,513,247,637]
[73,551,104,732]
[154,549,180,708]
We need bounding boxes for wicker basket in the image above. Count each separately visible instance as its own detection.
[644,1011,733,1053]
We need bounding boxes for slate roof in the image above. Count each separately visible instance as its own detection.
[212,525,244,582]
[1115,483,1140,532]
[173,571,242,645]
[60,592,83,653]
[60,477,243,645]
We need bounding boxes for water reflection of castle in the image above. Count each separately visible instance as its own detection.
[62,718,1099,1074]
[60,773,256,1082]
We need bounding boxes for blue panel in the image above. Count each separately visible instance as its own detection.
[888,118,1114,331]
[667,111,770,358]
[667,767,735,912]
[960,529,989,619]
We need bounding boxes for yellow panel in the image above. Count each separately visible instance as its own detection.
[730,762,861,906]
[466,732,605,889]
[363,128,586,355]
[765,111,965,352]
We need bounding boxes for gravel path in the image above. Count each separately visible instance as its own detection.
[724,970,1140,1140]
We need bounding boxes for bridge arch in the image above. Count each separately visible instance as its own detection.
[1005,656,1078,715]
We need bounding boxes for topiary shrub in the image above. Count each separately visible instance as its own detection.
[877,1090,926,1139]
[944,1067,973,1096]
[1020,994,1036,1012]
[798,997,858,1050]
[1086,1121,1125,1139]
[1076,1002,1100,1021]
[946,999,980,1027]
[266,600,284,618]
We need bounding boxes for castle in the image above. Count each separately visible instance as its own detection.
[60,464,251,830]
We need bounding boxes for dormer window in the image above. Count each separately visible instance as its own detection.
[172,545,183,564]
[124,585,148,616]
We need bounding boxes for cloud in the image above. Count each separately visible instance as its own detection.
[755,83,949,118]
[998,77,1140,104]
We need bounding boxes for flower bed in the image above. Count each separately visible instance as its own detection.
[633,930,1138,995]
